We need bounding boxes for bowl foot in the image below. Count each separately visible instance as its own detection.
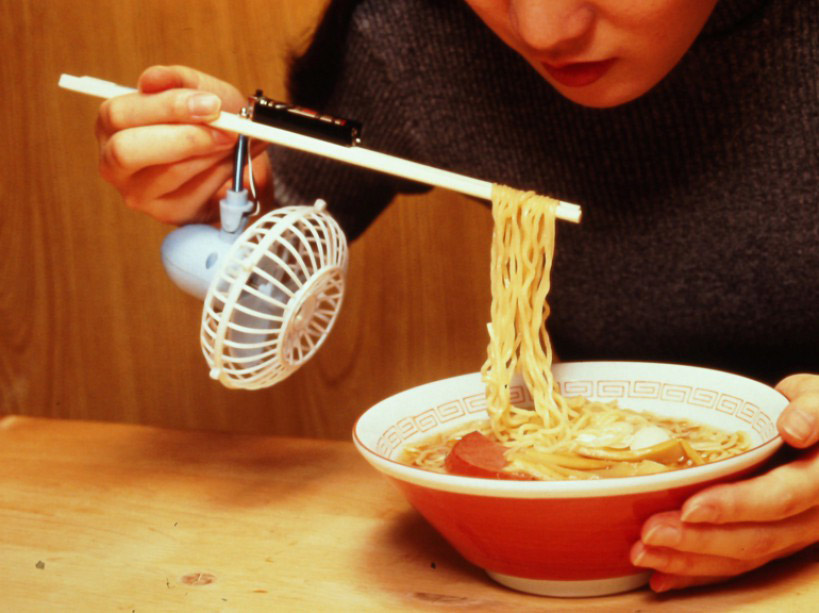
[486,570,650,597]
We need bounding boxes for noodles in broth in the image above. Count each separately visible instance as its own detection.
[402,185,750,480]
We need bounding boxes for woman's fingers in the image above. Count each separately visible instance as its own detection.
[632,541,760,577]
[777,374,819,399]
[776,374,819,448]
[121,151,233,205]
[648,572,726,593]
[123,148,272,225]
[637,507,819,561]
[100,123,235,182]
[646,538,811,592]
[679,448,819,524]
[137,65,246,111]
[137,157,237,225]
[632,538,809,586]
[779,392,819,448]
[97,89,225,138]
[93,65,266,225]
[632,532,810,579]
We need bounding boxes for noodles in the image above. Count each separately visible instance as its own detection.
[481,184,574,450]
[402,184,750,480]
[402,402,752,480]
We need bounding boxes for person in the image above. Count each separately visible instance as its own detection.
[95,0,818,593]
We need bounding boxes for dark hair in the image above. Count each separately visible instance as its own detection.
[287,0,365,108]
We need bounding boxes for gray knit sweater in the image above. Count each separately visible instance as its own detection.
[271,0,818,384]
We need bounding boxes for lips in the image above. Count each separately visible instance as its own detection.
[541,58,616,87]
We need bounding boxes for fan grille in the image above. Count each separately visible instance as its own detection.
[201,204,348,389]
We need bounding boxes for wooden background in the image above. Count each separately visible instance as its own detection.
[0,0,493,439]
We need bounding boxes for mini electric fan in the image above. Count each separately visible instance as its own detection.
[59,74,582,390]
[149,107,351,391]
[161,189,348,390]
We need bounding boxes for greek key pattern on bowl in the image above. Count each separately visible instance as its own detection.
[377,389,494,457]
[376,380,777,457]
[558,380,775,439]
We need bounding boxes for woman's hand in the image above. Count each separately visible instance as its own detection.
[630,373,819,592]
[95,65,272,225]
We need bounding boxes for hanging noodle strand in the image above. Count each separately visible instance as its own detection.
[481,185,575,449]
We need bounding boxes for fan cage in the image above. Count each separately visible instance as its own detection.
[201,204,348,389]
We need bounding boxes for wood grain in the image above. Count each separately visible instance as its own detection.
[1,0,493,437]
[3,415,819,612]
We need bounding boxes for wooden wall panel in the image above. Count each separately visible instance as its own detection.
[1,0,493,439]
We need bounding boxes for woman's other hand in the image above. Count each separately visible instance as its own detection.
[631,373,819,592]
[95,65,271,225]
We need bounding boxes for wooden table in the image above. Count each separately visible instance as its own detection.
[2,416,818,612]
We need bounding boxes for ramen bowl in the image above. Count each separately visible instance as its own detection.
[353,361,788,597]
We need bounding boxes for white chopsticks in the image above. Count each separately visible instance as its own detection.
[59,74,582,223]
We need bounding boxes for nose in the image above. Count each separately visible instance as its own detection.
[508,1,596,59]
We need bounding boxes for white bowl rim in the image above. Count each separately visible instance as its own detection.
[353,361,787,499]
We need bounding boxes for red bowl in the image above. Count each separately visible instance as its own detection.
[353,362,787,597]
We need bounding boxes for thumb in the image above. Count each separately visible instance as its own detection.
[137,65,246,112]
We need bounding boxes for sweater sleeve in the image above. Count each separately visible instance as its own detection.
[268,3,432,242]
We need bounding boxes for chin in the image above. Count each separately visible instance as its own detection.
[552,81,650,109]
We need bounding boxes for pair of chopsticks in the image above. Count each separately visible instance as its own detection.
[58,74,581,223]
